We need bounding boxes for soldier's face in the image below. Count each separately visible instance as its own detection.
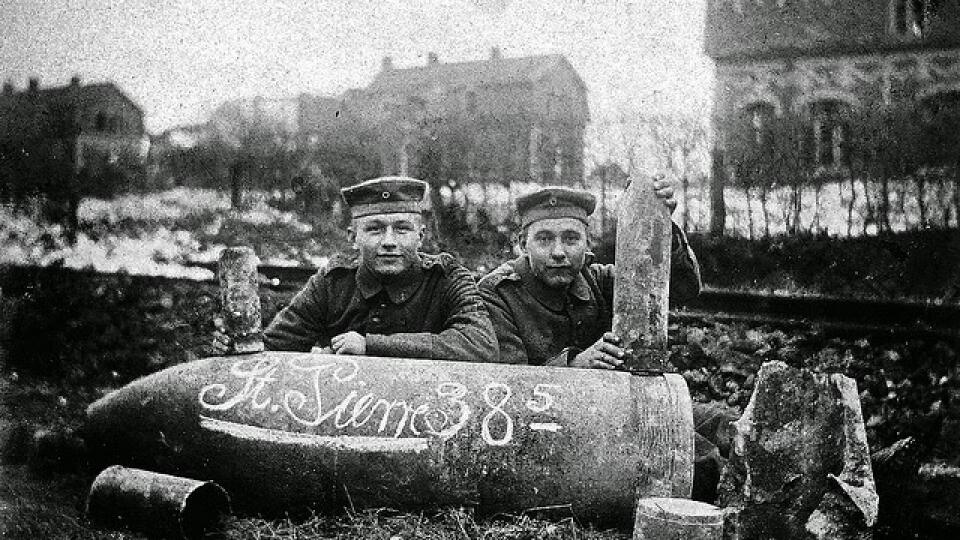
[522,217,588,289]
[350,213,424,277]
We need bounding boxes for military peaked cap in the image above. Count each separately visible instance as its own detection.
[341,176,429,218]
[516,186,597,228]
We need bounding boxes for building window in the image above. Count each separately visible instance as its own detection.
[465,91,478,114]
[732,102,776,158]
[95,112,108,132]
[745,103,776,147]
[892,0,941,38]
[528,124,542,181]
[809,100,848,167]
[919,91,960,166]
[399,143,410,176]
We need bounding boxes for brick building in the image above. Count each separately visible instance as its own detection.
[299,49,590,188]
[706,0,960,169]
[0,76,146,180]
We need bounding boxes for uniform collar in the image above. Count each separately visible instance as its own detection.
[514,255,591,311]
[356,255,425,304]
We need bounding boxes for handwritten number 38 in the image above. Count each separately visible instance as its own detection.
[481,383,513,446]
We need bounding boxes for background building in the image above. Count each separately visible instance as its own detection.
[0,76,146,178]
[0,76,146,215]
[707,0,960,167]
[358,49,589,188]
[704,0,960,236]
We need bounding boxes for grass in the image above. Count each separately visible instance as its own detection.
[223,508,625,540]
[0,466,625,540]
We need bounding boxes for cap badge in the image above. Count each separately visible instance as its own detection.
[381,191,391,199]
[549,197,557,206]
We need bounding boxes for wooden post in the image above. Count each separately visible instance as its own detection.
[612,176,673,371]
[710,149,727,237]
[600,167,607,237]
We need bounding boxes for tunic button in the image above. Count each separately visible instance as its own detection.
[576,320,583,326]
[372,317,381,323]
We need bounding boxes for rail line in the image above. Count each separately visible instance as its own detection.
[184,262,959,336]
[3,262,956,336]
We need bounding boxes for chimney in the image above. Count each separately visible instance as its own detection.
[490,47,502,60]
[28,77,39,92]
[427,52,439,66]
[381,56,393,71]
[2,80,13,95]
[70,75,81,86]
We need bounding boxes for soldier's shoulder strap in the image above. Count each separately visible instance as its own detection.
[478,259,522,290]
[420,252,466,275]
[321,254,359,278]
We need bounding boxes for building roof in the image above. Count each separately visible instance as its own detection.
[367,53,587,94]
[704,0,960,61]
[0,80,143,115]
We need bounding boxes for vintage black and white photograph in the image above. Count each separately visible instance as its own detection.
[1,1,959,538]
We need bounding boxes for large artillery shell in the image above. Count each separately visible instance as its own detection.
[612,177,673,371]
[86,465,231,540]
[217,247,263,354]
[85,352,694,522]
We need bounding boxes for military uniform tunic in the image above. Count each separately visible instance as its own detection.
[478,224,700,366]
[264,252,498,362]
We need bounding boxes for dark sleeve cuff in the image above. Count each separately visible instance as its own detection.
[545,347,581,367]
[364,334,389,356]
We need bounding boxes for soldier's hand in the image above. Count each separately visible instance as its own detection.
[331,331,366,355]
[652,174,678,215]
[211,317,234,355]
[570,332,625,369]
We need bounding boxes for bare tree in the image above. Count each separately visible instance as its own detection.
[207,110,303,209]
[584,112,710,231]
[644,114,709,231]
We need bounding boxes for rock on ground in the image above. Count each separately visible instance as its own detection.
[718,361,878,540]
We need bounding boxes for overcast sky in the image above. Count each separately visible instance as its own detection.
[1,0,714,134]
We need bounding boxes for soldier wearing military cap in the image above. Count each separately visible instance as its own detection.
[478,179,734,502]
[261,176,498,361]
[478,179,700,368]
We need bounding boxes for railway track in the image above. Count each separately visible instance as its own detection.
[681,288,959,336]
[182,262,959,336]
[2,262,955,336]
